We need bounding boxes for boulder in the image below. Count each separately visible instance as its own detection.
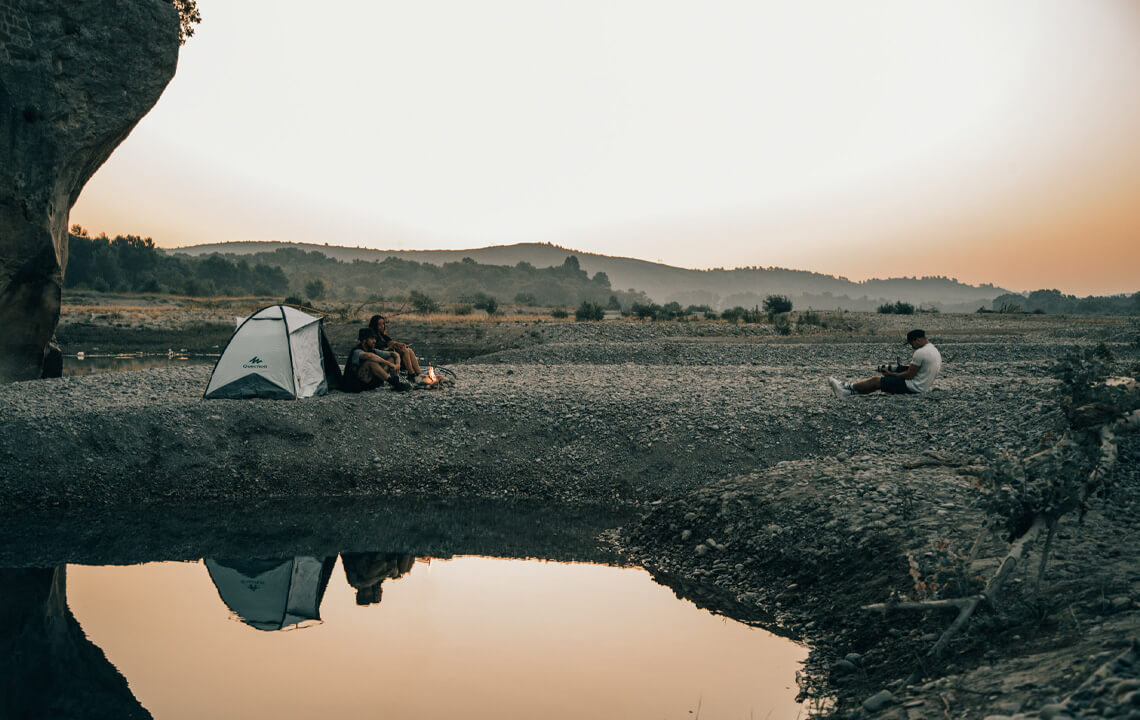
[0,0,180,381]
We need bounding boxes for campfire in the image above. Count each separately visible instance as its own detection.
[418,364,453,390]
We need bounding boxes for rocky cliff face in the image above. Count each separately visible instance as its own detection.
[0,0,179,381]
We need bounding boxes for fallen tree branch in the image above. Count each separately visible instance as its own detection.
[863,598,974,613]
[903,450,966,470]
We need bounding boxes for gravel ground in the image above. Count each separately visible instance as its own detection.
[2,314,1138,719]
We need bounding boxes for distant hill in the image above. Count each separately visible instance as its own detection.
[170,241,1008,311]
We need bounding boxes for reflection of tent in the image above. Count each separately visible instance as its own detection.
[204,305,342,399]
[205,557,337,631]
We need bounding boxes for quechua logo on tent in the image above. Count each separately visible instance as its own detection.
[242,356,268,369]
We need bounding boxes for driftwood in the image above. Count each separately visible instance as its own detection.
[864,404,1140,686]
[865,515,1046,667]
[902,450,966,470]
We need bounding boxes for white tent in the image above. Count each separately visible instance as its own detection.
[204,305,339,399]
[205,557,337,631]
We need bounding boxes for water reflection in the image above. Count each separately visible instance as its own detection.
[2,556,808,719]
[205,557,337,631]
[1,499,808,718]
[0,567,150,720]
[63,355,213,376]
[340,552,416,606]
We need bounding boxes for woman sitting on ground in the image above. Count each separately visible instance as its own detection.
[369,314,422,383]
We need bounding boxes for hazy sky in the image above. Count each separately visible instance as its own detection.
[70,0,1140,294]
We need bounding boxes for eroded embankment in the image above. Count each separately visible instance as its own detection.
[0,334,1072,508]
[4,323,1139,719]
[622,442,1140,720]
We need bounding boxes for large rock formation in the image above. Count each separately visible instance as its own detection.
[0,0,179,382]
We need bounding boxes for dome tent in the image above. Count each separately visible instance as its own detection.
[205,556,337,631]
[204,305,341,399]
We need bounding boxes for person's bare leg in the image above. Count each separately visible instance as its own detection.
[401,346,420,376]
[359,361,389,385]
[851,376,882,394]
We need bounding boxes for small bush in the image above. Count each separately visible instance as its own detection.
[452,304,472,316]
[631,302,661,320]
[995,301,1023,314]
[304,278,326,301]
[575,301,604,321]
[660,301,687,320]
[721,306,745,323]
[550,307,569,319]
[284,295,306,307]
[741,306,766,324]
[409,289,439,314]
[878,301,916,315]
[514,292,536,305]
[763,294,793,315]
[773,313,793,335]
[473,294,498,315]
[798,309,822,327]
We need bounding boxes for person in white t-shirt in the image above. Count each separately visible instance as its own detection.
[829,329,942,398]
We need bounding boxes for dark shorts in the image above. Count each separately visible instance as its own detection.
[881,375,916,394]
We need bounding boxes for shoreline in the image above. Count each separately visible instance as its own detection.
[3,315,1138,718]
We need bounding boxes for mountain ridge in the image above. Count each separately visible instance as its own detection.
[169,240,1007,311]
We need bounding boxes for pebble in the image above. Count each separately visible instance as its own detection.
[862,689,894,713]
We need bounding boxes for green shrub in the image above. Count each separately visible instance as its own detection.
[631,302,661,320]
[409,289,439,314]
[472,293,499,315]
[797,309,822,328]
[575,301,605,321]
[741,306,766,323]
[878,301,916,315]
[773,313,793,335]
[721,306,745,323]
[763,294,793,314]
[551,307,569,319]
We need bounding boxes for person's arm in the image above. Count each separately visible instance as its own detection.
[886,363,920,379]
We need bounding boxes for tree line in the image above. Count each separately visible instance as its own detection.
[990,289,1140,315]
[66,230,290,296]
[63,229,650,310]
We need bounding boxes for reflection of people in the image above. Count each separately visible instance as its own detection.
[829,329,942,398]
[341,552,416,606]
[344,328,411,392]
[369,315,422,383]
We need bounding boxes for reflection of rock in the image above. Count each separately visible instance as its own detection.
[341,553,416,606]
[0,566,151,719]
[205,557,338,631]
[0,1,179,381]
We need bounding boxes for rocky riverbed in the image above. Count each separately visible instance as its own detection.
[2,313,1138,719]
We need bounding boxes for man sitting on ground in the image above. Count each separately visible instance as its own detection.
[829,329,942,398]
[345,328,412,392]
[369,314,422,383]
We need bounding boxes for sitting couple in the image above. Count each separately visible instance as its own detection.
[344,314,422,393]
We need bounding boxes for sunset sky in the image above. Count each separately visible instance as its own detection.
[70,0,1140,295]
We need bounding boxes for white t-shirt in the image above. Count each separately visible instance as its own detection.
[905,342,942,393]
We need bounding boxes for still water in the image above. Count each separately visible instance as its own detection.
[63,355,215,375]
[56,556,807,719]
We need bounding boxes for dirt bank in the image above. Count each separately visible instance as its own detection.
[2,314,1138,718]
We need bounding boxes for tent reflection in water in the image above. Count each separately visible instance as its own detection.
[204,304,342,400]
[205,557,337,631]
